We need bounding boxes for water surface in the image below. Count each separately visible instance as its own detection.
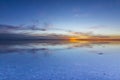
[0,40,120,80]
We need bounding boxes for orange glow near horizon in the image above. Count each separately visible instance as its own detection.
[69,37,79,42]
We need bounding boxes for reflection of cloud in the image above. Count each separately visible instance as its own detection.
[0,40,120,54]
[89,50,104,55]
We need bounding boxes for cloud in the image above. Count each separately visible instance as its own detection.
[0,23,53,33]
[68,30,94,36]
[73,7,89,18]
[0,24,119,40]
[0,32,71,40]
[43,22,53,29]
[89,25,107,29]
[0,24,70,40]
[0,24,21,33]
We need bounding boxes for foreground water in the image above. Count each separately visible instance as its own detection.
[0,41,120,80]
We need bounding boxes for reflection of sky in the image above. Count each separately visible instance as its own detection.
[0,43,120,80]
[0,0,120,35]
[0,41,120,54]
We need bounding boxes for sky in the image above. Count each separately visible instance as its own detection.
[0,0,120,35]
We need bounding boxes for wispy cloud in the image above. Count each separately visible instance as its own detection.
[89,25,107,29]
[0,22,53,33]
[73,7,89,18]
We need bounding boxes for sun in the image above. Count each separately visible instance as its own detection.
[69,37,79,42]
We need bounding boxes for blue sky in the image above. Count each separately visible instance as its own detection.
[0,0,120,35]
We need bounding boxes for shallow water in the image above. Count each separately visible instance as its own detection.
[0,41,120,80]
